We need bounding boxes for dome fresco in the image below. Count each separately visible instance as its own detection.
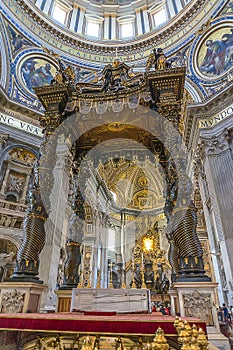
[0,0,232,112]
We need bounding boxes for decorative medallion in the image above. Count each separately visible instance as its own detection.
[18,54,57,94]
[196,24,233,78]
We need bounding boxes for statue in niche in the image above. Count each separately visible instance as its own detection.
[56,249,65,288]
[6,174,25,195]
[0,252,15,281]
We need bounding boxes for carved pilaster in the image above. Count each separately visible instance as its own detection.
[39,140,72,306]
[198,129,233,294]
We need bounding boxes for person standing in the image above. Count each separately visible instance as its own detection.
[222,303,229,323]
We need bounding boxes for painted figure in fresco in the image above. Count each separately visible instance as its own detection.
[22,60,54,91]
[8,26,31,52]
[22,59,37,88]
[200,29,233,75]
[30,63,54,87]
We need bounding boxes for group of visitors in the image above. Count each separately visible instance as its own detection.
[151,302,171,315]
[217,304,233,328]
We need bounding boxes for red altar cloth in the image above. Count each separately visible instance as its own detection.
[0,312,206,335]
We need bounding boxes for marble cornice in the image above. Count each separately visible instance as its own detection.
[187,85,233,117]
[0,91,42,122]
[184,85,233,147]
[6,0,216,58]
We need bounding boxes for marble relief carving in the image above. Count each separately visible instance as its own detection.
[1,289,24,313]
[183,290,213,326]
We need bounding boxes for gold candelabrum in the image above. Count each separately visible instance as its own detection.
[121,263,126,289]
[96,270,101,289]
[77,271,84,289]
[33,321,205,349]
[152,327,169,350]
[141,257,147,289]
[131,257,137,289]
[109,262,114,289]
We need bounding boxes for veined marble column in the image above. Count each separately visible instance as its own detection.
[136,9,142,35]
[111,15,116,40]
[104,14,110,40]
[39,140,72,308]
[142,8,150,33]
[69,6,78,31]
[198,172,225,304]
[199,130,233,298]
[77,7,85,34]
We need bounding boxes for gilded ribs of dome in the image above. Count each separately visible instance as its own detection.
[97,158,165,210]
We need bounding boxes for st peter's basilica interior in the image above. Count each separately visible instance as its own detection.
[0,0,233,349]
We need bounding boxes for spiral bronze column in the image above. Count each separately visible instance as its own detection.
[10,162,48,282]
[171,201,211,282]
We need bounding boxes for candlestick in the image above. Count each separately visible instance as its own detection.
[121,262,126,289]
[109,262,114,289]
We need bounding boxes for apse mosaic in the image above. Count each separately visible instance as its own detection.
[20,57,57,93]
[197,26,233,77]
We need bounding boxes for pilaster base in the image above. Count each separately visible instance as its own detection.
[173,282,230,350]
[54,289,72,312]
[167,288,179,316]
[0,282,47,313]
[207,326,231,350]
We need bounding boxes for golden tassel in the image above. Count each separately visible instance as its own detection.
[196,328,208,350]
[152,327,169,350]
[190,337,200,350]
[192,324,199,339]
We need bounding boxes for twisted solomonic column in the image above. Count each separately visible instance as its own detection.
[171,200,211,282]
[11,162,48,282]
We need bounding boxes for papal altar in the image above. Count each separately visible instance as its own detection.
[70,288,151,313]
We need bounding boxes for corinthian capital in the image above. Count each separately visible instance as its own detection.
[199,129,231,156]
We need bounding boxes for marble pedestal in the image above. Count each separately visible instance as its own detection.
[71,288,151,313]
[173,282,230,350]
[0,282,47,313]
[54,289,72,312]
